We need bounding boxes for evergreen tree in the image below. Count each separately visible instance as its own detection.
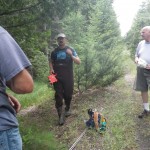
[125,0,150,59]
[61,0,124,91]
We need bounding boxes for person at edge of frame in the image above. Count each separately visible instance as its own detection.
[134,26,150,119]
[0,26,34,150]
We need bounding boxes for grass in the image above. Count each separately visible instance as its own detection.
[99,55,137,149]
[102,78,138,150]
[8,81,66,150]
[67,78,139,150]
[10,56,150,149]
[19,123,66,150]
[51,56,146,150]
[8,81,54,109]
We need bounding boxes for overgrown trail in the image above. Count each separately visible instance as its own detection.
[19,69,150,150]
[125,73,150,150]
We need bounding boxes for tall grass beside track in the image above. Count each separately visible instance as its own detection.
[101,56,138,149]
[96,57,148,150]
[102,78,138,150]
[9,81,54,109]
[8,81,65,150]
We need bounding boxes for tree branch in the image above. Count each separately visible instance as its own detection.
[0,2,41,16]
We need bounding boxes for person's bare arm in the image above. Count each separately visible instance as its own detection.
[6,69,34,94]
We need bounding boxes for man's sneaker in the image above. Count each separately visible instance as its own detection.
[138,110,150,119]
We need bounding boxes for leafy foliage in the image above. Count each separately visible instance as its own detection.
[0,0,78,81]
[61,0,124,91]
[125,0,150,59]
[1,0,124,87]
[31,51,49,82]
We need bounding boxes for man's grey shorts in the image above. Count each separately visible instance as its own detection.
[134,67,150,92]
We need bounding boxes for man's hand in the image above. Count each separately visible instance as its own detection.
[66,49,81,64]
[135,57,139,64]
[146,64,150,69]
[8,95,21,113]
[66,49,73,56]
[50,69,55,74]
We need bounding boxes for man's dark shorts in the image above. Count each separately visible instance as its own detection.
[134,67,150,92]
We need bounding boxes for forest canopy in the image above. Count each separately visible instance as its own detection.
[0,0,125,91]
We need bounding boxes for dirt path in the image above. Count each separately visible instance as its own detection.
[125,73,150,150]
[19,71,150,150]
[65,73,150,150]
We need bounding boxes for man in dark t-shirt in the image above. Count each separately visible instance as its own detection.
[49,33,81,125]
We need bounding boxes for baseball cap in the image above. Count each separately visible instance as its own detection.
[57,33,66,38]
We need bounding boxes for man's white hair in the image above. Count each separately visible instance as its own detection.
[142,26,150,31]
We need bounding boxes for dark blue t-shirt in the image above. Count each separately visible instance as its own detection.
[0,26,31,131]
[51,46,78,79]
[51,46,77,63]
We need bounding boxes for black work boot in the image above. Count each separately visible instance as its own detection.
[65,107,72,117]
[57,107,65,125]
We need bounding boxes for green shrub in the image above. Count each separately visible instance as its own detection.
[31,51,49,82]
